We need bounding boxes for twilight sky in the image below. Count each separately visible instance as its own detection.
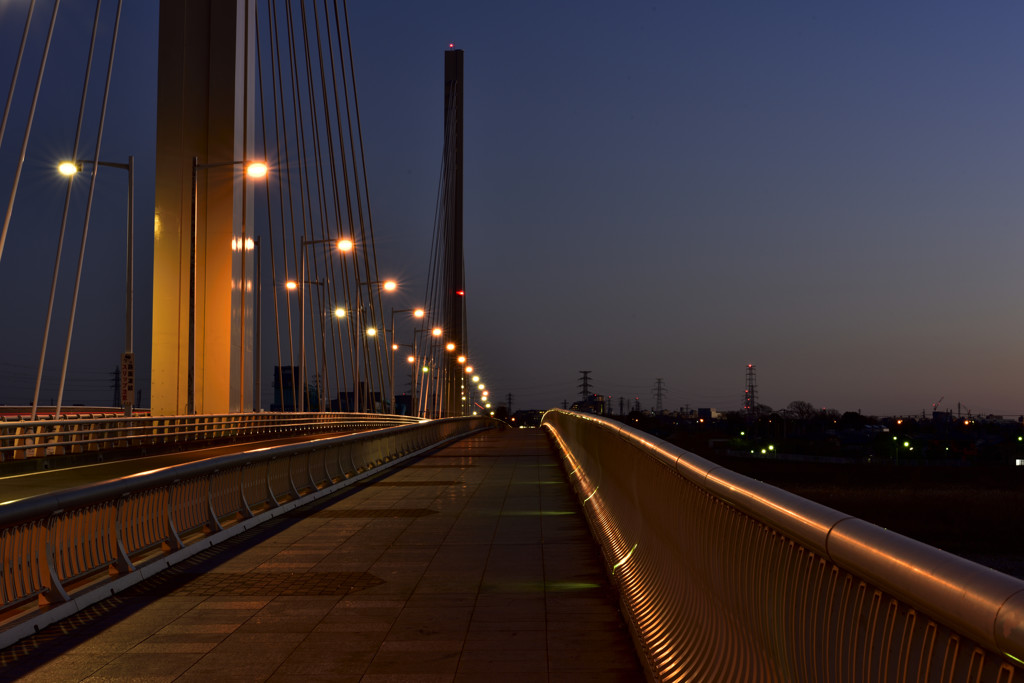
[2,2,1024,417]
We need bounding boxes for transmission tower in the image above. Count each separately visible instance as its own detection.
[743,364,758,416]
[653,378,665,412]
[578,370,592,401]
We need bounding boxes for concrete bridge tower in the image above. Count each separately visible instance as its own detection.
[151,1,256,415]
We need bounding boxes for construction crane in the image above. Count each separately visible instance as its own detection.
[932,396,944,412]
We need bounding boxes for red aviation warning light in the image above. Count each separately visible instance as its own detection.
[456,289,465,296]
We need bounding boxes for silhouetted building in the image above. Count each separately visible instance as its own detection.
[270,366,299,412]
[572,393,606,415]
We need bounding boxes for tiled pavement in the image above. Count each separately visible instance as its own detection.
[0,428,644,682]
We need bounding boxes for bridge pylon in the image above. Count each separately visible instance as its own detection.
[441,49,465,417]
[151,1,256,416]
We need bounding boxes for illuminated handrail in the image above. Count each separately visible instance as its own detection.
[0,417,492,647]
[0,412,420,461]
[542,409,1024,682]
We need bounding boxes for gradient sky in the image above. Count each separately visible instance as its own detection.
[2,2,1024,417]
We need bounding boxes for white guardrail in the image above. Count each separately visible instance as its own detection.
[542,409,1024,683]
[0,411,422,462]
[0,417,492,648]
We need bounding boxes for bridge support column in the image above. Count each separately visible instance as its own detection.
[152,1,255,416]
[442,49,465,418]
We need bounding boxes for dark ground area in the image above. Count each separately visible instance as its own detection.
[680,440,1024,580]
[723,457,1020,539]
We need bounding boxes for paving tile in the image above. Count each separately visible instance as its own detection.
[361,675,455,683]
[82,651,204,679]
[9,654,112,683]
[454,673,548,683]
[367,639,463,675]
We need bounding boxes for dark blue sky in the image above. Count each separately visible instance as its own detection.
[3,2,1024,416]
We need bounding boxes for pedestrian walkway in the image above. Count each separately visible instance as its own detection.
[0,428,643,682]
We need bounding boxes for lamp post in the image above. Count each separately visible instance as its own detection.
[389,307,424,414]
[391,341,418,416]
[353,279,397,412]
[57,156,134,416]
[286,276,326,412]
[253,236,261,412]
[188,157,267,415]
[294,237,351,412]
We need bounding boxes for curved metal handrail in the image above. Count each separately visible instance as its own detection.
[0,412,421,461]
[543,409,1024,682]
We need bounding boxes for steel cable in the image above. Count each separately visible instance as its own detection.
[0,0,60,267]
[30,0,104,420]
[54,0,123,418]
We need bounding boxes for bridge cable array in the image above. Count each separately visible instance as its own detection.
[0,0,407,415]
[255,0,390,413]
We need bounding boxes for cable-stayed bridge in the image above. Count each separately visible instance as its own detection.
[0,3,1022,680]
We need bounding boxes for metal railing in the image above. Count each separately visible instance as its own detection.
[0,417,492,648]
[0,411,421,462]
[542,409,1024,682]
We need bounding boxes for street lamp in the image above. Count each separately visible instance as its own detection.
[189,157,268,414]
[389,307,424,414]
[57,156,135,416]
[284,276,328,412]
[294,237,352,412]
[350,279,398,412]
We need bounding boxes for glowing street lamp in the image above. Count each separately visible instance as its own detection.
[245,161,268,178]
[188,156,269,414]
[390,306,428,414]
[352,278,398,412]
[286,277,326,411]
[52,155,135,417]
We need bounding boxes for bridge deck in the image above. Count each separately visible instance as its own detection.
[1,428,643,681]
